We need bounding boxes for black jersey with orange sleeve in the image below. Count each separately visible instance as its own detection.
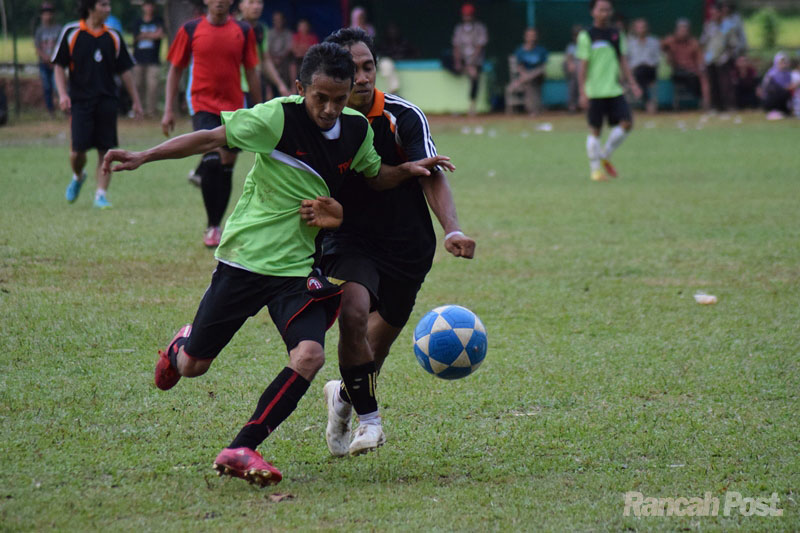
[51,20,134,102]
[322,90,438,281]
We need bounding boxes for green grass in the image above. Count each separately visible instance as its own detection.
[1,113,799,531]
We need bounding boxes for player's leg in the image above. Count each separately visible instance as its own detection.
[66,102,91,202]
[200,148,237,247]
[586,99,606,182]
[92,98,119,208]
[601,95,633,178]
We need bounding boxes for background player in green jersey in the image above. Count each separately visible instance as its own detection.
[102,43,452,486]
[576,0,641,182]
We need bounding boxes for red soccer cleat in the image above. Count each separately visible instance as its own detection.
[601,158,618,178]
[155,324,191,391]
[213,447,283,486]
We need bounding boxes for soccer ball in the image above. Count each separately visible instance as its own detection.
[412,305,487,380]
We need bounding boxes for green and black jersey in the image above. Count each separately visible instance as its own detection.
[217,95,381,277]
[576,26,627,99]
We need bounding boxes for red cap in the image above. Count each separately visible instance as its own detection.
[461,3,476,16]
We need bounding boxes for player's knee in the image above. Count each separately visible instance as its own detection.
[339,304,369,340]
[289,341,325,377]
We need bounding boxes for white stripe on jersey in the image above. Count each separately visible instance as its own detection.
[51,21,80,63]
[383,93,437,158]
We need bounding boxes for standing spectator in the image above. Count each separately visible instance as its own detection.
[452,2,488,115]
[377,22,417,60]
[34,2,61,117]
[564,25,582,113]
[701,3,738,111]
[721,1,747,58]
[760,52,793,119]
[627,18,660,114]
[732,55,758,109]
[506,28,548,116]
[132,0,164,118]
[267,11,293,93]
[237,0,290,104]
[291,19,320,84]
[662,18,710,110]
[577,0,641,182]
[53,0,142,209]
[162,0,261,247]
[350,6,375,37]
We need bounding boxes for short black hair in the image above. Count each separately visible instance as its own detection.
[590,0,613,9]
[324,27,378,65]
[297,42,356,87]
[79,0,100,19]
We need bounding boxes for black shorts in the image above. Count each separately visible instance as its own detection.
[321,253,424,328]
[184,262,342,359]
[191,111,239,153]
[587,95,632,130]
[633,65,657,88]
[70,98,118,152]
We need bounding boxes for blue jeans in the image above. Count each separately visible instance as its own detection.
[39,63,55,112]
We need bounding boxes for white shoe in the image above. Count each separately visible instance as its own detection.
[349,423,386,456]
[324,380,352,457]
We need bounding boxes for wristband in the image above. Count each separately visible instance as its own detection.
[444,230,464,241]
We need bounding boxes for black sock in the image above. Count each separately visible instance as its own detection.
[168,337,187,370]
[198,153,226,227]
[340,362,378,416]
[229,367,310,450]
[338,380,351,404]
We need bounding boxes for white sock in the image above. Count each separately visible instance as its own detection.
[603,125,628,159]
[72,172,84,182]
[357,410,381,426]
[95,188,107,200]
[586,134,602,171]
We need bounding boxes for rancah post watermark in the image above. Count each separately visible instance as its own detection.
[623,491,784,517]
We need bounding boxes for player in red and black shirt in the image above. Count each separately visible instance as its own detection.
[162,0,261,248]
[320,28,477,456]
[52,0,142,209]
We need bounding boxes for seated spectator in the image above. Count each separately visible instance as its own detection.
[291,19,319,81]
[732,55,758,109]
[506,27,548,116]
[760,52,793,119]
[628,18,660,113]
[663,18,710,109]
[563,25,582,113]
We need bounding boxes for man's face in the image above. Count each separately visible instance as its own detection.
[240,0,263,21]
[347,42,376,110]
[89,0,111,22]
[675,22,690,39]
[633,19,647,37]
[272,12,284,29]
[524,28,537,46]
[143,2,155,18]
[204,0,232,18]
[298,73,353,130]
[592,0,612,25]
[41,10,54,23]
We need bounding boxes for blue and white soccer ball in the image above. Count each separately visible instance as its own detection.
[412,305,487,380]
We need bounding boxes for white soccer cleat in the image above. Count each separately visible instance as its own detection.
[324,380,352,457]
[349,423,386,456]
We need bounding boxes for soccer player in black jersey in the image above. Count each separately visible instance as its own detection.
[321,28,476,457]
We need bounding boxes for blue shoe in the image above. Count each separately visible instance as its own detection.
[65,172,86,203]
[93,192,112,209]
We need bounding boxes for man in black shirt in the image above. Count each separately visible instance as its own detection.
[321,28,476,457]
[53,0,141,209]
[132,0,164,117]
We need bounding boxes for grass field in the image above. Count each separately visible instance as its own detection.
[1,112,799,531]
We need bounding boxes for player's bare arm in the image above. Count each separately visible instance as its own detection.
[578,59,589,110]
[161,64,184,136]
[369,156,455,191]
[120,70,144,119]
[620,57,643,99]
[420,170,475,259]
[54,65,70,112]
[244,67,263,105]
[299,197,343,229]
[103,126,227,173]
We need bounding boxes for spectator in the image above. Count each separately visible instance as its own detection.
[760,52,793,119]
[377,22,417,60]
[291,19,319,82]
[701,3,738,111]
[132,0,164,118]
[34,2,60,117]
[564,25,582,113]
[732,55,758,109]
[350,6,375,37]
[268,11,293,93]
[662,18,710,110]
[237,0,290,104]
[627,18,660,113]
[452,2,488,115]
[506,27,548,116]
[791,56,800,118]
[720,1,747,58]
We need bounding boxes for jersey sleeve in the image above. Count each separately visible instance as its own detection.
[51,27,72,67]
[575,31,590,61]
[351,122,381,178]
[222,100,284,154]
[166,25,192,68]
[395,103,437,162]
[115,33,135,73]
[243,27,259,69]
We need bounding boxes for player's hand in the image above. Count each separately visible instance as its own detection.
[579,93,588,110]
[444,232,476,259]
[161,110,175,137]
[402,156,456,177]
[59,95,71,113]
[631,83,643,100]
[102,149,146,174]
[299,196,343,229]
[131,101,144,120]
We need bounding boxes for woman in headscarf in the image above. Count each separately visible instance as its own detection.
[760,52,792,119]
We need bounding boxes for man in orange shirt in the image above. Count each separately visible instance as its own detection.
[662,18,710,110]
[162,0,261,247]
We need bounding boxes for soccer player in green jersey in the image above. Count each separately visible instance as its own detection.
[576,0,642,182]
[103,43,451,486]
